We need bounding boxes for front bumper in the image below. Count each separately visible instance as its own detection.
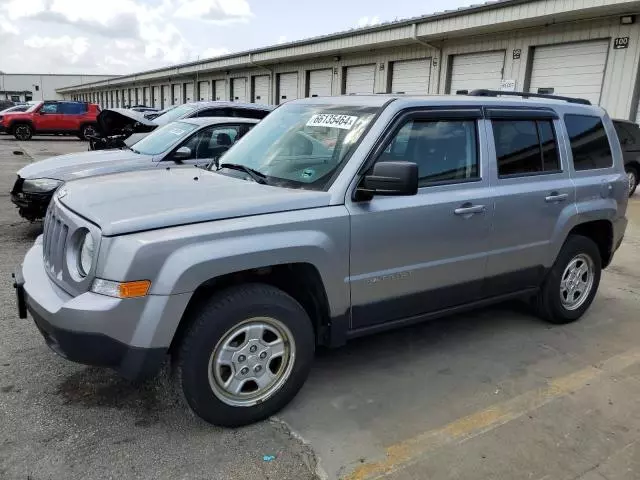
[15,239,190,381]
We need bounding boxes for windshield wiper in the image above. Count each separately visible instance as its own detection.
[219,163,268,185]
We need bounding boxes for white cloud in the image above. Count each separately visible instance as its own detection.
[356,16,381,28]
[0,0,239,73]
[174,0,253,24]
[0,14,20,34]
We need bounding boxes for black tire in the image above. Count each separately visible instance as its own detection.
[627,165,638,197]
[176,283,315,427]
[13,123,33,141]
[80,124,97,141]
[536,235,602,324]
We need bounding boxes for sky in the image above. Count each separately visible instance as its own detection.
[0,0,478,75]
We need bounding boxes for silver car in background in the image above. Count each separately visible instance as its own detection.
[10,117,258,220]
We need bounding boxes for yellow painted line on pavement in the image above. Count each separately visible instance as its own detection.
[344,347,640,480]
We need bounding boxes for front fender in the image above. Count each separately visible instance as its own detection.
[97,207,351,318]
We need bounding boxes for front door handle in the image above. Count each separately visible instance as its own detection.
[454,204,486,216]
[545,192,569,203]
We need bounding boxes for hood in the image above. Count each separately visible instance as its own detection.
[59,168,331,236]
[18,149,147,181]
[96,108,158,136]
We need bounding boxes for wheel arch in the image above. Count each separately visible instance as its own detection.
[169,262,334,354]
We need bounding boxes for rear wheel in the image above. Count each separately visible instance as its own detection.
[13,124,33,141]
[536,235,601,324]
[176,283,315,427]
[627,166,638,196]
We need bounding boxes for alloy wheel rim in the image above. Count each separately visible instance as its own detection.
[628,171,637,195]
[83,126,97,138]
[207,317,296,407]
[15,125,30,140]
[560,253,595,311]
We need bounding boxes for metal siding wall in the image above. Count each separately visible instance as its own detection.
[438,16,640,118]
[60,14,640,119]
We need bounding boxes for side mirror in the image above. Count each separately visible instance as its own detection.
[173,146,192,161]
[358,161,418,197]
[39,110,46,115]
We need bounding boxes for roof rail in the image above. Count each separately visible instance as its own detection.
[467,89,591,105]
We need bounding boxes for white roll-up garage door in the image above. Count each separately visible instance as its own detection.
[162,86,170,108]
[198,81,210,101]
[172,84,182,104]
[214,79,226,101]
[231,78,247,102]
[345,64,375,94]
[278,72,298,104]
[253,75,270,104]
[143,87,150,106]
[449,51,505,94]
[391,58,431,95]
[308,69,333,97]
[184,82,194,103]
[152,86,160,108]
[528,40,609,106]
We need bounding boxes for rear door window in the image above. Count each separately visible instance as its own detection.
[492,120,561,176]
[232,108,270,119]
[564,115,613,171]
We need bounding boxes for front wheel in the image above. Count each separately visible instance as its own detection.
[536,235,601,324]
[627,166,638,197]
[13,124,33,141]
[176,284,315,427]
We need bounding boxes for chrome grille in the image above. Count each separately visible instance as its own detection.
[42,206,69,276]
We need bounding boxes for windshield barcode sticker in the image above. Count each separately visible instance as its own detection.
[306,114,358,130]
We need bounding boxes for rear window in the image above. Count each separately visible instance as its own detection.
[59,102,88,114]
[564,115,613,171]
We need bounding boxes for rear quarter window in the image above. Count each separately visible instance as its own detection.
[564,115,613,171]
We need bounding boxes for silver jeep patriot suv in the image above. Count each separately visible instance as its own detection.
[14,91,628,427]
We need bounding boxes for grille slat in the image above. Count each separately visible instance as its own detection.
[55,224,68,273]
[42,206,69,275]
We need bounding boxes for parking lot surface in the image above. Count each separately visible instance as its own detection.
[1,136,640,480]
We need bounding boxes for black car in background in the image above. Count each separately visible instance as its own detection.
[613,119,640,196]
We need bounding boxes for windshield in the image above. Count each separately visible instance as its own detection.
[26,103,41,113]
[218,103,379,190]
[153,104,196,125]
[132,121,199,155]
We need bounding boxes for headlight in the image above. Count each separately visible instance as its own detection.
[22,178,63,194]
[79,231,95,276]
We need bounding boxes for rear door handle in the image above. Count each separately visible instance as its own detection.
[545,193,569,203]
[454,204,486,216]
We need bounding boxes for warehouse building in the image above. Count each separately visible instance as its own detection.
[58,0,640,121]
[1,73,117,103]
